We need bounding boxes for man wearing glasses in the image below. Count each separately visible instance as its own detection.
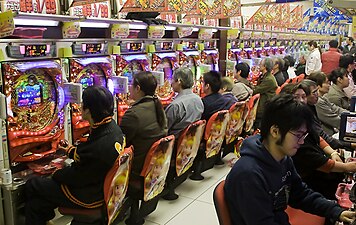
[225,94,355,225]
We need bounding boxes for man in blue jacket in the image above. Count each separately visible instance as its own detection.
[225,94,355,225]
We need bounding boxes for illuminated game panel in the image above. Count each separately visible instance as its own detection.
[2,61,64,163]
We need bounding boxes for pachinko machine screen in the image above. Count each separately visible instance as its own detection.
[2,60,65,172]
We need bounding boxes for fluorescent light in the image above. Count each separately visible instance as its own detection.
[129,24,147,30]
[14,18,59,26]
[193,28,200,32]
[165,25,176,31]
[79,22,109,28]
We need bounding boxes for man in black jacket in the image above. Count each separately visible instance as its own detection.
[25,86,125,225]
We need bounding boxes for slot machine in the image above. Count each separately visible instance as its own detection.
[226,41,240,78]
[151,41,178,107]
[58,41,114,144]
[200,40,219,72]
[114,41,150,121]
[0,41,66,225]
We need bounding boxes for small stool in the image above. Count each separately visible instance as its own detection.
[58,207,104,225]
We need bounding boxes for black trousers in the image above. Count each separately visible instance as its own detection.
[25,176,82,225]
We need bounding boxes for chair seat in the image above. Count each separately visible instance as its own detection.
[58,207,102,217]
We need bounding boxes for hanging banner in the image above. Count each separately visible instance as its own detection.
[245,0,270,26]
[0,11,14,38]
[280,3,290,28]
[1,0,60,14]
[69,0,111,18]
[120,0,167,12]
[290,5,303,29]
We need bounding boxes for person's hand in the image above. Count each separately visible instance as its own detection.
[339,210,355,224]
[58,140,70,152]
[346,161,356,173]
[331,153,343,162]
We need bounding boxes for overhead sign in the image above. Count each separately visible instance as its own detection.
[1,0,60,14]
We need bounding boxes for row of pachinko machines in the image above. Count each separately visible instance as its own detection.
[0,38,219,225]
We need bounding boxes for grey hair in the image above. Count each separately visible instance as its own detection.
[262,58,274,73]
[173,67,194,89]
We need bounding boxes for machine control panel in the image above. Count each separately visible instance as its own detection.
[6,43,56,58]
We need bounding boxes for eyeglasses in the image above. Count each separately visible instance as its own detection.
[289,131,308,142]
[311,88,319,95]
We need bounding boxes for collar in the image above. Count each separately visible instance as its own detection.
[132,95,154,106]
[176,89,193,98]
[328,48,338,52]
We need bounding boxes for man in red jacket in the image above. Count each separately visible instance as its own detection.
[321,40,342,75]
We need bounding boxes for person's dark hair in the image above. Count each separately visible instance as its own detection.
[298,79,317,96]
[308,40,318,48]
[235,62,250,78]
[284,55,295,68]
[203,70,222,93]
[308,71,327,87]
[221,77,234,92]
[282,58,290,72]
[133,71,166,129]
[260,94,313,143]
[339,54,355,69]
[274,58,285,72]
[279,83,296,94]
[347,36,354,43]
[328,68,348,84]
[173,67,194,89]
[329,40,338,48]
[82,86,114,123]
[262,58,274,73]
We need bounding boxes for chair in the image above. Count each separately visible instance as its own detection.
[213,180,232,225]
[59,145,134,225]
[190,110,230,180]
[286,206,325,225]
[296,74,305,83]
[244,94,260,134]
[163,120,206,200]
[125,135,175,225]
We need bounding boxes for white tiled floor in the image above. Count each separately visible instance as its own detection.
[54,153,237,225]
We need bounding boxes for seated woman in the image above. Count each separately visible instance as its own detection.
[326,68,350,110]
[120,71,168,175]
[25,86,125,225]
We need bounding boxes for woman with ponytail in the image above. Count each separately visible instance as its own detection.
[120,71,167,174]
[306,40,322,75]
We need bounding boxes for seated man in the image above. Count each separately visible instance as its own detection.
[165,67,204,138]
[224,94,355,225]
[232,62,253,101]
[219,77,238,106]
[25,86,125,225]
[201,70,236,121]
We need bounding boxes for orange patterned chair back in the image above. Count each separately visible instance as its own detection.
[225,102,248,144]
[176,120,206,177]
[244,94,260,133]
[204,110,230,158]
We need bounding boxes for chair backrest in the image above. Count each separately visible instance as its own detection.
[104,145,134,225]
[286,206,325,225]
[213,180,232,225]
[225,101,248,145]
[244,94,260,133]
[204,110,230,158]
[176,120,206,177]
[140,135,175,201]
[296,74,305,83]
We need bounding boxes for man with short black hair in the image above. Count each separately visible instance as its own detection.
[321,40,342,75]
[201,70,235,121]
[343,37,356,55]
[225,94,356,225]
[340,54,356,98]
[232,62,253,101]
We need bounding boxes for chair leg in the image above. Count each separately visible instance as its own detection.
[190,161,204,181]
[125,200,145,225]
[215,151,224,166]
[162,187,179,201]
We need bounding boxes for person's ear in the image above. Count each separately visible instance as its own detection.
[270,125,279,139]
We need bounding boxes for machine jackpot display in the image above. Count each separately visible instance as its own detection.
[0,42,66,172]
[151,41,178,106]
[200,40,219,72]
[114,41,150,121]
[226,41,241,78]
[59,41,113,144]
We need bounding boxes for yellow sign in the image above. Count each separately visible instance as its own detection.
[0,11,14,38]
[62,22,81,39]
[148,25,165,39]
[111,23,129,39]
